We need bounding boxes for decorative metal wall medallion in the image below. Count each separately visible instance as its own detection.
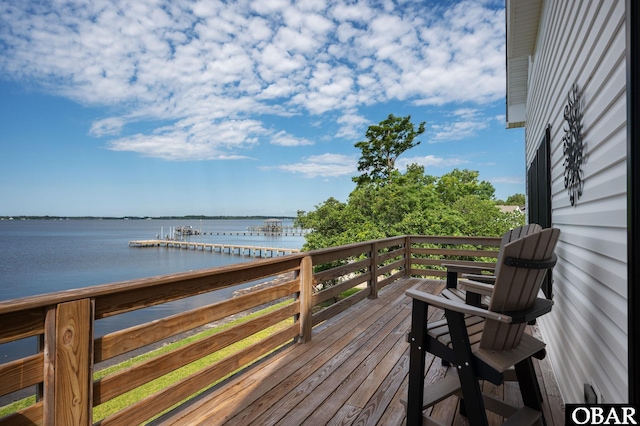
[562,83,585,206]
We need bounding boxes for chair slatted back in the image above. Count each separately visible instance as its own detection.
[480,228,560,351]
[493,224,543,278]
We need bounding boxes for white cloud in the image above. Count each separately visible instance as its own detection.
[89,117,127,137]
[251,0,291,16]
[264,153,356,178]
[108,118,266,160]
[0,0,506,161]
[270,131,314,147]
[397,155,468,170]
[331,3,374,22]
[453,108,482,119]
[429,108,492,141]
[335,112,370,139]
[430,120,490,141]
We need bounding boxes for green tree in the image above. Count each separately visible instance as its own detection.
[297,167,524,251]
[505,193,526,206]
[296,114,525,252]
[453,195,524,237]
[396,206,466,237]
[353,114,425,186]
[435,169,495,204]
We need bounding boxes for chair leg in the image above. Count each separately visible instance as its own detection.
[445,309,489,426]
[446,270,457,289]
[465,291,482,307]
[407,299,429,426]
[515,357,547,426]
[459,398,467,416]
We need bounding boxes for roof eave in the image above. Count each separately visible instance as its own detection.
[506,0,543,129]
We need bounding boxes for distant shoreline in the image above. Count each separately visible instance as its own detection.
[0,215,296,221]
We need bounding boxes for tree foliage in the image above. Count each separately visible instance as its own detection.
[297,168,525,251]
[353,114,425,186]
[295,115,526,251]
[435,169,495,204]
[505,193,526,206]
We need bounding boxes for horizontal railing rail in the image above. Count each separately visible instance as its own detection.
[407,235,501,278]
[0,234,500,425]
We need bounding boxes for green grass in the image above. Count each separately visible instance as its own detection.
[0,397,35,418]
[1,285,363,423]
[316,286,362,308]
[0,300,294,422]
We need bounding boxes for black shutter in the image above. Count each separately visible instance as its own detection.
[527,125,552,297]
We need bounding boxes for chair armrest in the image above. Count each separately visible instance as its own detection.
[406,290,554,325]
[461,274,496,284]
[459,279,494,296]
[442,263,496,275]
[503,298,554,324]
[405,289,512,323]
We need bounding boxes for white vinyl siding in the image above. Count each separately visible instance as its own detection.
[523,0,627,403]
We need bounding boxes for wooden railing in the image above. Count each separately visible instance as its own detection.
[0,235,500,425]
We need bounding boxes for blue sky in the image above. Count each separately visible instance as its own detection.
[0,0,524,217]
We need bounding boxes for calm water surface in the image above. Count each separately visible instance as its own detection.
[0,219,305,362]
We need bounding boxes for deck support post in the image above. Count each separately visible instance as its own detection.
[298,255,313,343]
[43,299,94,426]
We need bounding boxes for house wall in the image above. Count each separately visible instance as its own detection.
[524,0,628,403]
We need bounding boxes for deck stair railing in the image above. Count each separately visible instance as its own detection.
[0,235,500,425]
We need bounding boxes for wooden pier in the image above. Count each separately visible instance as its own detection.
[200,230,307,236]
[129,240,301,257]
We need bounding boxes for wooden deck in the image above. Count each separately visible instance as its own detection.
[155,278,564,426]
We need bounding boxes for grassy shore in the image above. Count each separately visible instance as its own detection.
[0,300,294,423]
[0,286,362,423]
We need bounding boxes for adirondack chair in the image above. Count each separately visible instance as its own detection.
[442,224,543,307]
[405,227,560,426]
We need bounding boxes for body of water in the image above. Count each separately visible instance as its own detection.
[0,219,305,363]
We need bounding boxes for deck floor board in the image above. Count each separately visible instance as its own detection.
[156,278,564,426]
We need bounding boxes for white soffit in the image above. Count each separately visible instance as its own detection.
[506,0,543,128]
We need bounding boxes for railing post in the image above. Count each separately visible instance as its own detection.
[369,241,379,299]
[405,236,412,276]
[43,299,94,426]
[43,305,56,424]
[298,255,313,343]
